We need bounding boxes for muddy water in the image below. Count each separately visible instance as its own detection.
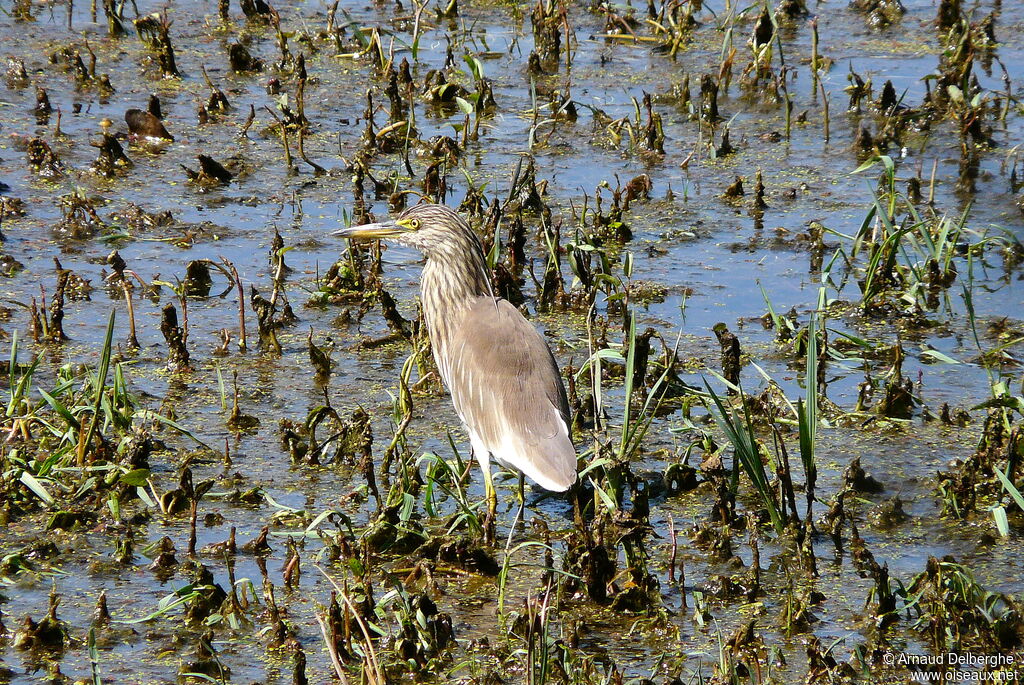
[0,0,1022,682]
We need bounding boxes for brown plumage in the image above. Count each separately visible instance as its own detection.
[443,297,575,490]
[335,203,577,501]
[125,108,173,141]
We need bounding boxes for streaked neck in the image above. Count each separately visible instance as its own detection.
[420,231,492,359]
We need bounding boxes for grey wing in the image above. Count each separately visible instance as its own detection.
[444,298,576,491]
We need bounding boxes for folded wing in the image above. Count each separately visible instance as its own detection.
[442,298,577,491]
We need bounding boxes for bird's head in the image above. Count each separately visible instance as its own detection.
[333,203,476,257]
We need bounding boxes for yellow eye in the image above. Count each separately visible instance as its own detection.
[410,219,421,230]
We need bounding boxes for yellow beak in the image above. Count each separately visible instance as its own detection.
[332,220,408,240]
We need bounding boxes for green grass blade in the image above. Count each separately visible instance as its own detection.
[619,311,637,457]
[703,380,784,533]
[798,310,818,497]
[20,471,55,504]
[38,388,82,432]
[994,466,1024,512]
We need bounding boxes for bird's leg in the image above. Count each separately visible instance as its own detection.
[481,464,497,544]
[514,472,526,529]
[505,472,526,550]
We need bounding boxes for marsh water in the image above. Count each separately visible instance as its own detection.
[0,0,1023,682]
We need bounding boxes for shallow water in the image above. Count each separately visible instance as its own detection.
[0,0,1023,682]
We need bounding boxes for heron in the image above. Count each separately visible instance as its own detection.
[334,203,577,531]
